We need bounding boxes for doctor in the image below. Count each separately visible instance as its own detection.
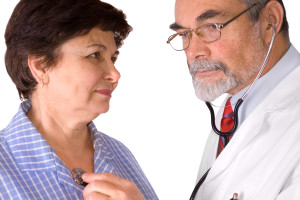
[167,0,300,199]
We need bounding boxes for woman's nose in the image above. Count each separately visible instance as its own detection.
[104,62,121,83]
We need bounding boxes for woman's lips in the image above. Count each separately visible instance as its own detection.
[95,89,113,97]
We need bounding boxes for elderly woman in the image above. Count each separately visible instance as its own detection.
[0,0,158,199]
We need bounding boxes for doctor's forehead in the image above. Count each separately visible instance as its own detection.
[173,0,243,28]
[171,10,225,31]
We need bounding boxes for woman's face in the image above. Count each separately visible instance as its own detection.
[45,28,120,121]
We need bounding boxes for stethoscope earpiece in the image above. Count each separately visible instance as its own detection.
[268,23,276,30]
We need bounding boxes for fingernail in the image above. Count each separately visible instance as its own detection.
[81,173,88,179]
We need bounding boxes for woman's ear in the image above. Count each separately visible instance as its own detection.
[260,1,284,42]
[28,56,49,87]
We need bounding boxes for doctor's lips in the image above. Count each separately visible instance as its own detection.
[95,89,113,97]
[192,69,219,78]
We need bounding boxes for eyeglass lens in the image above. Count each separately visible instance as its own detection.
[169,24,221,51]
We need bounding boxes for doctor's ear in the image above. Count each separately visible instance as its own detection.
[27,56,49,87]
[261,0,284,36]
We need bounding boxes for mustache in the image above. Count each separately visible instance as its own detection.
[189,60,229,76]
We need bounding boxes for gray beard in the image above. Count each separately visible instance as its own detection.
[189,24,265,102]
[189,60,244,102]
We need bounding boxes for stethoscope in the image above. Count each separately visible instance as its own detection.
[189,23,276,200]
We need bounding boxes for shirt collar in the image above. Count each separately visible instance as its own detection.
[88,122,115,173]
[4,100,115,173]
[4,100,56,171]
[230,44,300,124]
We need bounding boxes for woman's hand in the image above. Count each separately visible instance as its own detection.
[82,173,146,200]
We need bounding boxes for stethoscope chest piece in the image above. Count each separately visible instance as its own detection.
[71,168,88,187]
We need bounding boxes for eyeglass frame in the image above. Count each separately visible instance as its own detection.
[166,3,258,51]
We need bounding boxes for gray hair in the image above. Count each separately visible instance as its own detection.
[240,0,288,34]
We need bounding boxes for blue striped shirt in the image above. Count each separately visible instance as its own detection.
[0,100,158,200]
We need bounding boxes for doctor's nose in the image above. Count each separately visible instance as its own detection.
[185,35,211,64]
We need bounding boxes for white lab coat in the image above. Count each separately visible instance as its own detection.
[195,66,300,199]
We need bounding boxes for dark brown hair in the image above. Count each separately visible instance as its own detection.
[5,0,132,100]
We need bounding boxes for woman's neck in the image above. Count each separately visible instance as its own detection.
[27,96,95,173]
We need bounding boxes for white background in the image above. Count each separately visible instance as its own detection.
[0,1,299,199]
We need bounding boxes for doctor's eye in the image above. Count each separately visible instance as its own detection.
[207,24,219,30]
[178,31,191,39]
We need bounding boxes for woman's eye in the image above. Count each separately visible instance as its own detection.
[111,56,117,63]
[89,52,100,58]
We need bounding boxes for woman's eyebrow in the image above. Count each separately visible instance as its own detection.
[113,50,120,56]
[87,43,107,51]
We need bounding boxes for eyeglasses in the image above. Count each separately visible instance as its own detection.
[166,4,257,51]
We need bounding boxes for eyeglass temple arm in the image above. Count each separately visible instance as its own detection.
[221,3,257,28]
[167,34,177,44]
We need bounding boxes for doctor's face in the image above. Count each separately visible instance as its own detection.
[174,0,268,101]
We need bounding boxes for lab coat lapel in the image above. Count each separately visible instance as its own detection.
[203,66,300,185]
[197,102,223,179]
[203,105,268,184]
